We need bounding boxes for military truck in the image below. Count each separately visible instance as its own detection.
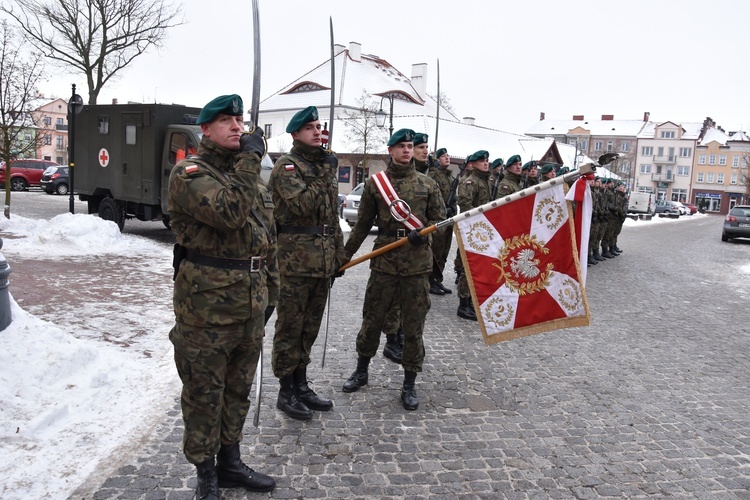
[75,103,273,231]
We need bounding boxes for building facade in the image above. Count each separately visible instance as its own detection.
[33,98,69,165]
[692,128,750,214]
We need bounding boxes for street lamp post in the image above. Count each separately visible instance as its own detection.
[375,95,394,137]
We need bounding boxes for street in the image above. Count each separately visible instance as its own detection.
[4,190,750,499]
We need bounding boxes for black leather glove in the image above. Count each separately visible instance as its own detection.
[445,206,456,218]
[330,265,345,288]
[322,151,338,170]
[407,229,426,247]
[239,127,266,158]
[263,305,275,324]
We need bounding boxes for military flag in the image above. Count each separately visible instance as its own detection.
[565,173,594,284]
[454,182,590,344]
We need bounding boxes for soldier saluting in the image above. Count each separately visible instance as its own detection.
[339,128,445,410]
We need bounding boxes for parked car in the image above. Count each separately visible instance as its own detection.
[654,200,682,215]
[722,205,750,242]
[337,193,346,218]
[0,159,59,191]
[681,202,698,215]
[672,201,690,215]
[40,165,70,195]
[342,182,365,227]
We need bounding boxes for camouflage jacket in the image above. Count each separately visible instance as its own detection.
[615,190,627,217]
[496,171,522,198]
[457,169,491,212]
[414,158,430,174]
[604,188,617,216]
[168,136,279,326]
[428,165,455,205]
[267,141,345,278]
[343,159,445,276]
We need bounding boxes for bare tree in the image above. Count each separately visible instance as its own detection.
[342,91,388,177]
[0,20,48,218]
[1,0,184,105]
[427,91,457,118]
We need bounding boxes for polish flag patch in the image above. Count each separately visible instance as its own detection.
[284,164,295,171]
[184,165,199,174]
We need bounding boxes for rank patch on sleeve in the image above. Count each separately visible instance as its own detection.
[284,164,295,171]
[185,165,199,174]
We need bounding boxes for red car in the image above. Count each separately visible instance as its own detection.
[0,159,59,191]
[682,202,698,215]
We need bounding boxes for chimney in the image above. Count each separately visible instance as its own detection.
[348,41,361,62]
[540,112,545,121]
[334,44,346,56]
[573,115,584,121]
[411,63,427,98]
[643,111,650,122]
[463,117,475,125]
[601,114,614,120]
[112,98,118,105]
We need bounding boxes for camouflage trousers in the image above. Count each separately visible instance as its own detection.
[272,275,329,378]
[612,217,625,246]
[602,216,618,247]
[170,316,263,464]
[355,270,430,372]
[382,302,401,336]
[430,226,454,284]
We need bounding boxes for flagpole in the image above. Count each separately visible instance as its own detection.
[340,164,594,272]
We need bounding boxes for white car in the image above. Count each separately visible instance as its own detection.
[341,183,364,227]
[672,201,690,215]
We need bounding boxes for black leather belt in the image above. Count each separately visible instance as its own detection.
[185,250,266,272]
[277,224,333,236]
[378,228,408,238]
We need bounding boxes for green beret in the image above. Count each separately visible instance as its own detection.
[522,160,538,171]
[387,128,416,147]
[413,133,428,146]
[435,148,448,158]
[468,150,489,162]
[506,154,522,166]
[539,163,555,175]
[196,94,244,124]
[559,167,570,175]
[491,158,504,169]
[286,105,320,133]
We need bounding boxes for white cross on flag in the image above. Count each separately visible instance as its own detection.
[454,182,590,344]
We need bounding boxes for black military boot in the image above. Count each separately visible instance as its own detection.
[293,366,333,411]
[612,245,623,254]
[593,249,605,261]
[195,458,220,500]
[429,276,445,295]
[342,355,370,393]
[382,334,403,364]
[216,443,276,493]
[457,297,477,321]
[603,247,616,258]
[277,374,313,420]
[588,251,598,265]
[438,282,453,294]
[401,370,419,410]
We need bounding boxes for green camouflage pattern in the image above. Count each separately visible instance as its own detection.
[495,170,523,198]
[455,169,491,299]
[382,302,401,335]
[167,136,277,464]
[428,165,456,282]
[343,159,445,276]
[267,141,345,278]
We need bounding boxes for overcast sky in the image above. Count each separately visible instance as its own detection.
[31,0,750,134]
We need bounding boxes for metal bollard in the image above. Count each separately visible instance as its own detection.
[0,238,12,331]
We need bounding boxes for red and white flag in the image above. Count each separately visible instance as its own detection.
[565,175,594,284]
[454,183,590,344]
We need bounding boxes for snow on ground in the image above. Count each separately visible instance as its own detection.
[0,209,709,499]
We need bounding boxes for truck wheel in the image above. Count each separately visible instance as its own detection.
[99,197,125,231]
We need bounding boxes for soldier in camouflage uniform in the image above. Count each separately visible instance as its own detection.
[601,178,618,259]
[495,154,523,198]
[539,163,557,181]
[413,132,432,174]
[611,181,628,253]
[589,176,606,263]
[267,106,345,421]
[168,94,277,499]
[339,128,445,411]
[521,160,539,189]
[428,147,455,295]
[489,158,504,199]
[455,150,491,321]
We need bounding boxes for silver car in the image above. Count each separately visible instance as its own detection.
[722,205,750,242]
[342,182,364,227]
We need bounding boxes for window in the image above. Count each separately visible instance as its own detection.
[56,156,63,164]
[697,172,704,182]
[733,155,739,167]
[717,173,725,184]
[125,124,137,145]
[719,154,727,166]
[657,146,664,156]
[707,173,715,183]
[98,116,110,134]
[709,155,716,165]
[56,136,64,150]
[731,173,738,184]
[24,131,32,141]
[621,142,629,152]
[679,147,692,157]
[698,154,706,164]
[43,134,51,145]
[580,140,587,151]
[660,130,675,138]
[594,141,602,151]
[56,117,64,126]
[640,164,652,174]
[642,146,653,156]
[43,116,52,126]
[621,161,630,174]
[678,166,689,176]
[607,141,613,152]
[264,124,272,137]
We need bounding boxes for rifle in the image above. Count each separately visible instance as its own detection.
[490,170,502,199]
[445,158,467,218]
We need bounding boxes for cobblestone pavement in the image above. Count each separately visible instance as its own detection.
[52,215,750,499]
